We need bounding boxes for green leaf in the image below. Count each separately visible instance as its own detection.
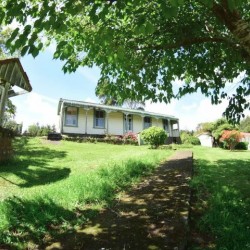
[28,45,39,58]
[20,45,29,56]
[135,24,146,36]
[32,47,39,57]
[145,22,155,35]
[117,46,125,60]
[8,27,19,43]
[227,0,236,11]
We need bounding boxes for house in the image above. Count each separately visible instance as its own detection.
[57,98,180,144]
[197,132,214,147]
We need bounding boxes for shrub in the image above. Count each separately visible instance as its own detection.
[234,141,248,150]
[140,126,167,149]
[123,132,138,145]
[181,131,200,145]
[220,130,244,150]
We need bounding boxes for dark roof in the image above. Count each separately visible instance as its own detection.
[0,58,32,92]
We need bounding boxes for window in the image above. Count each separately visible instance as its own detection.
[65,107,78,126]
[124,114,133,132]
[94,109,105,128]
[144,116,152,129]
[163,119,168,131]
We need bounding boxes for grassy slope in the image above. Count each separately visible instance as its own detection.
[191,146,250,250]
[0,137,172,248]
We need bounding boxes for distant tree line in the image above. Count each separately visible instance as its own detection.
[24,123,56,137]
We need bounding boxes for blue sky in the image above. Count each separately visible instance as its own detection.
[11,47,247,132]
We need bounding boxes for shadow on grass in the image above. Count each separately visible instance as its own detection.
[189,156,250,250]
[0,137,70,187]
[0,152,193,249]
[193,156,250,197]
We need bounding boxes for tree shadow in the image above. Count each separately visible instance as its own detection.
[0,138,70,187]
[0,151,194,249]
[0,196,77,249]
[44,151,194,250]
[193,156,250,197]
[188,155,250,249]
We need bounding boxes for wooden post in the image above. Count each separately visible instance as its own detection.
[85,108,90,134]
[168,119,172,137]
[104,110,111,134]
[0,81,10,126]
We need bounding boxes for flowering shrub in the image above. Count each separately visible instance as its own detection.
[220,130,244,150]
[123,132,138,145]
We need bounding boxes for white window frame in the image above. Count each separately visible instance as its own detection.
[124,114,133,132]
[163,119,168,131]
[64,107,78,127]
[144,116,152,129]
[94,109,105,128]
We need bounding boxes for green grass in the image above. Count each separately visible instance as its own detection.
[191,146,250,250]
[0,137,172,249]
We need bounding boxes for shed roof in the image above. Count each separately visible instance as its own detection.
[58,98,178,120]
[0,58,32,96]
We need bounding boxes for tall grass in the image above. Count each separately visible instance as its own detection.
[191,147,250,250]
[0,137,172,248]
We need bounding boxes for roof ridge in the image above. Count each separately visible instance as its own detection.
[58,98,178,120]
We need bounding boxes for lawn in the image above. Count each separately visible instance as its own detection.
[190,146,250,250]
[1,139,249,249]
[0,137,172,249]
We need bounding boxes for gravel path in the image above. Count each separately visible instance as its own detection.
[46,150,193,250]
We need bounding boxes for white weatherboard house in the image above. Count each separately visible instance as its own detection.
[58,99,180,144]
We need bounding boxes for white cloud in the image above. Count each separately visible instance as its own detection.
[12,92,59,132]
[181,103,198,111]
[84,97,98,103]
[145,100,178,116]
[178,98,229,131]
[145,97,231,131]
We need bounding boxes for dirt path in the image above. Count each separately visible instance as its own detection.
[46,151,193,250]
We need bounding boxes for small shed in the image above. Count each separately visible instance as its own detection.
[197,132,214,147]
[241,132,250,150]
[0,58,32,125]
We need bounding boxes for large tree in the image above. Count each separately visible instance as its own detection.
[239,115,250,132]
[1,0,249,122]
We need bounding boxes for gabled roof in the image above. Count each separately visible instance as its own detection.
[0,58,32,96]
[58,98,178,120]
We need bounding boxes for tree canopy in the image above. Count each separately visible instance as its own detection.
[1,0,249,122]
[239,115,250,132]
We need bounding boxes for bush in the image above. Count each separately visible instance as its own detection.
[181,132,200,145]
[140,126,167,148]
[234,142,248,150]
[220,130,244,150]
[123,132,138,145]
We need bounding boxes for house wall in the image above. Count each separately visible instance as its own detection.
[133,115,143,133]
[62,108,85,134]
[198,134,213,147]
[107,112,123,135]
[61,107,178,137]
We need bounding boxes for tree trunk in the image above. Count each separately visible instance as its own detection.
[212,3,250,62]
[232,19,250,59]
